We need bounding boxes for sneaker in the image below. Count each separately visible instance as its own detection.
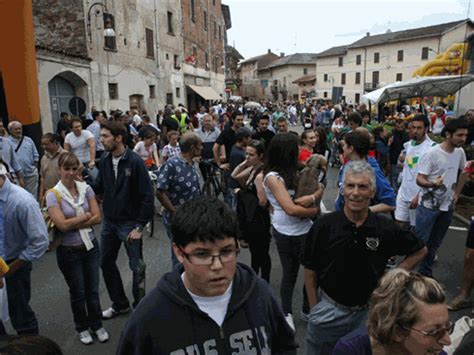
[78,330,93,345]
[448,294,470,311]
[102,306,131,320]
[95,327,109,343]
[300,310,309,322]
[285,313,295,332]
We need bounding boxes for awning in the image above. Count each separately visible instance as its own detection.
[187,85,221,100]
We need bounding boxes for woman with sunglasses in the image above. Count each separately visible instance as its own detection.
[333,269,452,354]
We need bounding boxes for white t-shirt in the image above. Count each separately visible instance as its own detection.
[263,172,313,236]
[65,130,94,163]
[133,141,157,160]
[417,144,466,211]
[133,114,142,127]
[398,137,435,201]
[112,155,122,179]
[182,273,232,326]
[432,117,445,135]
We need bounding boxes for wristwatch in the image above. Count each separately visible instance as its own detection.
[134,226,144,233]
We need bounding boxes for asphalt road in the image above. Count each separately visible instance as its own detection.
[5,136,473,354]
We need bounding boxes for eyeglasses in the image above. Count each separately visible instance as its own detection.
[180,247,240,266]
[399,321,454,341]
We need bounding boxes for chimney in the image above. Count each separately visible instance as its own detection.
[366,32,370,37]
[280,52,285,58]
[268,49,271,54]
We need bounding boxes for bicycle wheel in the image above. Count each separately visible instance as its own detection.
[203,178,218,197]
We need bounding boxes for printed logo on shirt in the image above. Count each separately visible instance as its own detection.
[169,326,270,355]
[365,237,380,251]
[406,155,419,169]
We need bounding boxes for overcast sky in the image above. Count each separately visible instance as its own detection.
[225,0,473,59]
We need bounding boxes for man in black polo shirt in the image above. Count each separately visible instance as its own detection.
[303,160,426,355]
[252,114,275,150]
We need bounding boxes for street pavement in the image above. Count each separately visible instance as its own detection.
[6,135,473,354]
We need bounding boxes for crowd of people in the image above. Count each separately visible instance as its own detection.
[0,97,472,354]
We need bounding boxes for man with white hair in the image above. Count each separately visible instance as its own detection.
[303,160,427,355]
[7,121,39,198]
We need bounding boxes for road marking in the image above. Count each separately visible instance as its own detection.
[449,226,468,232]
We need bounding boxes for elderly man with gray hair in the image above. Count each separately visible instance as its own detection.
[7,121,39,198]
[302,160,427,355]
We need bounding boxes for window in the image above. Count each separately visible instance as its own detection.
[166,93,173,105]
[356,54,361,65]
[167,12,174,34]
[203,11,208,31]
[422,47,429,60]
[303,68,308,75]
[191,0,195,22]
[323,74,328,82]
[218,25,221,40]
[176,87,181,98]
[214,21,217,38]
[213,0,216,5]
[108,83,118,100]
[205,52,209,69]
[341,73,346,85]
[149,85,156,98]
[374,52,379,63]
[174,55,180,69]
[145,28,154,58]
[338,56,343,67]
[355,72,361,84]
[372,71,379,87]
[355,93,360,104]
[323,91,328,98]
[397,50,404,62]
[396,73,403,81]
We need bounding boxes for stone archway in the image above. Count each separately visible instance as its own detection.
[48,71,88,130]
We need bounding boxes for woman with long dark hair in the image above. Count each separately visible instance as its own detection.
[313,126,330,160]
[233,140,271,282]
[263,133,320,330]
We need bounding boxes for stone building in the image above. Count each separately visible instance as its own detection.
[258,53,317,101]
[238,50,279,99]
[180,0,228,110]
[315,19,474,105]
[34,0,230,133]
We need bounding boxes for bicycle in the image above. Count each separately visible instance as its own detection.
[200,160,226,198]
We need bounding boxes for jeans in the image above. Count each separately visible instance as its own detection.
[415,205,453,277]
[273,228,309,315]
[306,294,368,355]
[101,219,146,309]
[5,260,38,335]
[57,239,102,332]
[163,211,179,267]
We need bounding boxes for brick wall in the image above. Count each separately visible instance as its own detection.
[181,0,225,74]
[33,0,88,58]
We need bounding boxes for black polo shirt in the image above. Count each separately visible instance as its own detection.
[302,210,424,307]
[252,129,275,150]
[216,127,236,163]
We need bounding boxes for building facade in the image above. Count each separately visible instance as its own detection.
[315,20,474,105]
[180,0,227,110]
[238,50,280,99]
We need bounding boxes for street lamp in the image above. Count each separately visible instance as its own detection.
[86,2,116,44]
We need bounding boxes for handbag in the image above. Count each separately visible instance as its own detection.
[42,188,64,251]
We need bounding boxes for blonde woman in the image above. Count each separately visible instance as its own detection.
[333,269,452,354]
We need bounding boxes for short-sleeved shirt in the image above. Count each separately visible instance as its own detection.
[40,148,66,191]
[86,121,104,152]
[417,144,466,211]
[302,210,424,307]
[8,136,39,177]
[161,117,179,133]
[133,141,157,160]
[156,155,200,208]
[162,144,181,160]
[229,145,246,188]
[298,148,312,162]
[216,127,236,163]
[46,186,96,246]
[65,130,94,163]
[197,127,221,160]
[252,129,275,150]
